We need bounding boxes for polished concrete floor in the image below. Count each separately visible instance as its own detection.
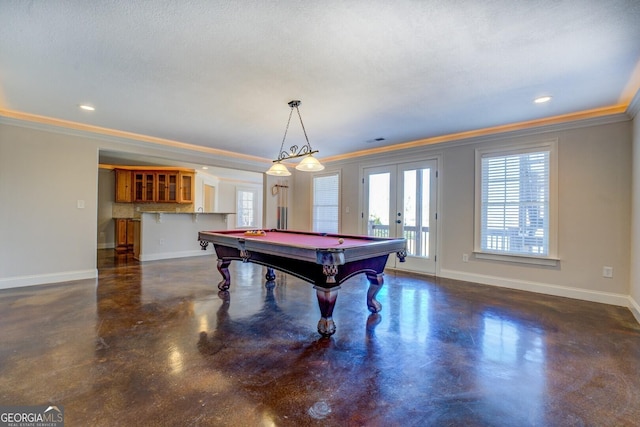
[1,250,639,426]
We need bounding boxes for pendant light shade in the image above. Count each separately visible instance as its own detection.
[295,154,325,172]
[266,100,324,175]
[266,162,292,176]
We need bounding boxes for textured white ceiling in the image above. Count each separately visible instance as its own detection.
[1,1,639,162]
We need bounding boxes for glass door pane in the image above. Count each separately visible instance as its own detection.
[157,173,168,202]
[402,167,432,257]
[420,167,431,258]
[403,169,417,256]
[367,172,391,238]
[144,173,154,201]
[168,174,177,201]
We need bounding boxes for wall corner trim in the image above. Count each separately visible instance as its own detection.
[629,296,640,325]
[627,89,640,119]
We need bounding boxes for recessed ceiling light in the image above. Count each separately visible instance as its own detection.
[79,104,95,111]
[534,96,552,104]
[202,166,208,170]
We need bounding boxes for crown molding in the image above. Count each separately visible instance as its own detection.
[1,104,632,170]
[322,104,630,165]
[0,109,271,170]
[99,164,195,172]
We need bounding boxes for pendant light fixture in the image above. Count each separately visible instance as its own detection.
[266,100,324,176]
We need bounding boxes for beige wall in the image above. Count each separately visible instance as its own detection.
[631,113,640,321]
[0,123,98,287]
[441,122,630,298]
[293,118,633,307]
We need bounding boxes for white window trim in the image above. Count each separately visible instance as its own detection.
[235,186,261,229]
[474,139,559,266]
[311,171,341,234]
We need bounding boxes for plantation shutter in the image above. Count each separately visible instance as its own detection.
[480,149,550,256]
[313,174,339,234]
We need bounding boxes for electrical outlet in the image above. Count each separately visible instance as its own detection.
[462,253,469,262]
[602,266,613,278]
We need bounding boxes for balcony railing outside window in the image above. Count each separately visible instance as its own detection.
[369,223,429,258]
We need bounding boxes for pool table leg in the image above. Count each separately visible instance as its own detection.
[315,286,339,336]
[217,259,231,291]
[264,267,276,290]
[365,272,384,313]
[265,267,276,282]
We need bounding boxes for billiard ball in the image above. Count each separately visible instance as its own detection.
[338,238,344,244]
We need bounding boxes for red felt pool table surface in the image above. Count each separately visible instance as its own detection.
[215,229,381,249]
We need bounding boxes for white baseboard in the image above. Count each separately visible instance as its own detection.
[439,268,630,307]
[0,269,97,290]
[138,250,215,262]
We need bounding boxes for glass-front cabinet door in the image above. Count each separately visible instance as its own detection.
[179,172,193,203]
[133,172,156,202]
[156,173,168,202]
[156,172,179,202]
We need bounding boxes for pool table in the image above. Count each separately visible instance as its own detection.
[198,229,406,336]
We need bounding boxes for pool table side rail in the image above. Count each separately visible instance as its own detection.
[198,230,406,264]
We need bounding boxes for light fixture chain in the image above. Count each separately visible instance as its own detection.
[277,106,295,159]
[294,104,310,145]
[267,99,323,175]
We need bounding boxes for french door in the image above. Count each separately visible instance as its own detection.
[363,159,438,275]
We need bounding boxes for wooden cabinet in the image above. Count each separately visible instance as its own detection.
[156,172,178,202]
[115,218,135,253]
[133,171,156,202]
[127,219,135,250]
[114,167,194,204]
[179,172,194,203]
[115,219,127,252]
[115,169,133,202]
[133,220,140,260]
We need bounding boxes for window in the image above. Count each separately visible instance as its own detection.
[475,141,557,264]
[236,189,257,228]
[313,173,340,234]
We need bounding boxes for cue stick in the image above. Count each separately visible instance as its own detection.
[278,179,282,229]
[283,179,288,229]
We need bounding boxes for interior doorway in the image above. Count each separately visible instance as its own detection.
[203,184,216,212]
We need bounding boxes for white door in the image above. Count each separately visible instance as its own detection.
[364,159,438,275]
